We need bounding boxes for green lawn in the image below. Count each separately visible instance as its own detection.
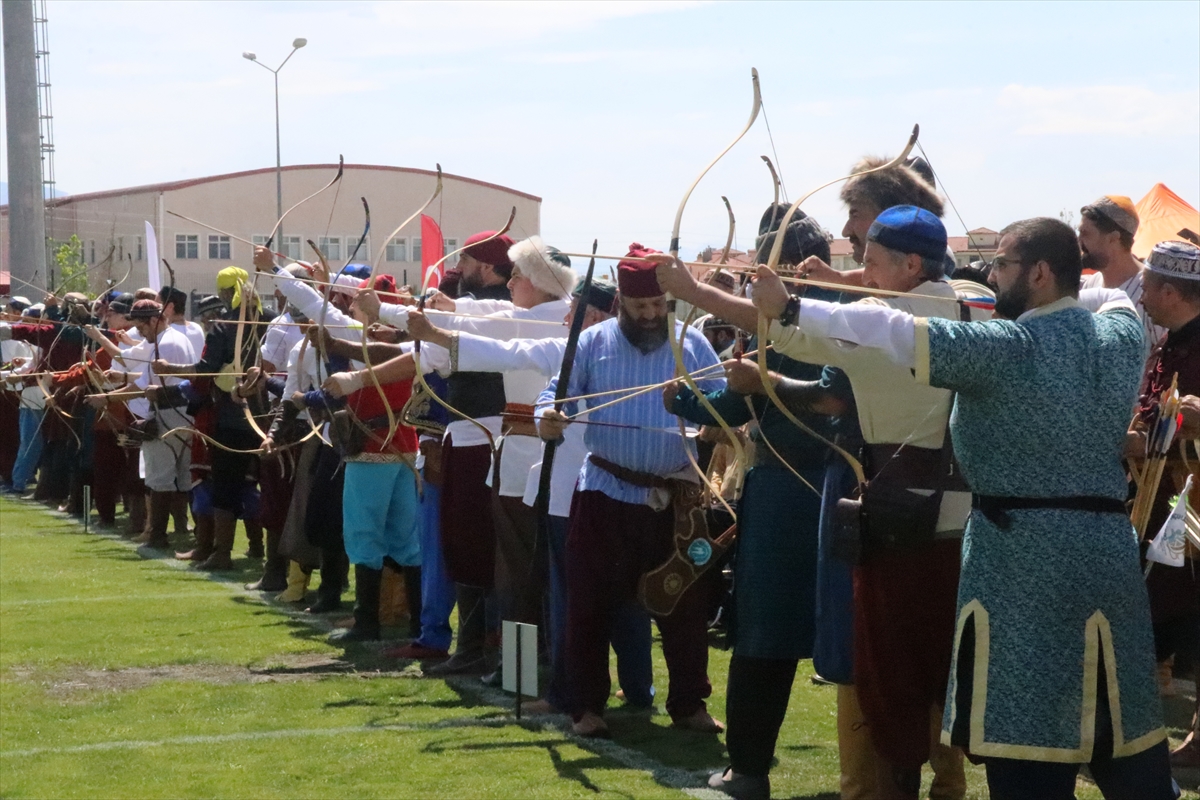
[1,495,1195,798]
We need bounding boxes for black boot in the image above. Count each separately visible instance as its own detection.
[329,564,382,643]
[403,566,423,639]
[306,548,347,613]
[246,526,288,592]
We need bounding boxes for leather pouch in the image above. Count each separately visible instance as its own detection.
[860,483,941,560]
[329,409,366,458]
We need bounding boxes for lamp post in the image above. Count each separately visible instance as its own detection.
[243,38,307,255]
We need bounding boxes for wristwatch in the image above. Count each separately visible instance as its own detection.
[778,296,801,328]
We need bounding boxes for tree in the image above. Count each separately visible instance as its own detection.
[49,235,91,297]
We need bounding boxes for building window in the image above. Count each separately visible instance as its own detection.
[385,237,408,263]
[136,236,143,261]
[175,234,199,259]
[345,235,368,263]
[280,236,301,261]
[208,235,231,260]
[117,237,125,260]
[412,238,421,263]
[443,238,458,267]
[318,236,341,261]
[88,240,96,264]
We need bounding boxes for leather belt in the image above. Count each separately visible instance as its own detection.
[972,494,1127,531]
[588,454,671,489]
[501,403,539,437]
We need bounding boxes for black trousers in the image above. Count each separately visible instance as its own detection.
[725,654,798,777]
[984,655,1178,800]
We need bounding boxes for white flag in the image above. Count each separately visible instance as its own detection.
[1147,474,1194,568]
[145,221,160,292]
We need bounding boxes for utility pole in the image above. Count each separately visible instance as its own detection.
[3,0,49,292]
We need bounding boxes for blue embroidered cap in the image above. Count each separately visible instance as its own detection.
[867,205,948,262]
[1146,240,1200,281]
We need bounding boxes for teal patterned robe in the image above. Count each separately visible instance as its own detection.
[916,297,1165,762]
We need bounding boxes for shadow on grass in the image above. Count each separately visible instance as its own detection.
[605,712,727,770]
[419,734,633,797]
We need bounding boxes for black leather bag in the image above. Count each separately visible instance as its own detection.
[860,482,941,559]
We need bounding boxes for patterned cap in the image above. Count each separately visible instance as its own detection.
[1083,195,1139,236]
[1146,241,1200,281]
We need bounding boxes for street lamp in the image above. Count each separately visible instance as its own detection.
[243,38,307,255]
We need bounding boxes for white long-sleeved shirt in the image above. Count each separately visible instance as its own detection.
[451,331,586,516]
[260,312,304,370]
[391,297,570,466]
[142,326,196,429]
[0,340,44,410]
[268,269,363,345]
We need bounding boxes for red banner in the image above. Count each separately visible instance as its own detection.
[420,215,445,290]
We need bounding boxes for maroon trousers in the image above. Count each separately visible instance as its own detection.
[439,436,496,588]
[565,489,711,722]
[258,454,295,534]
[854,537,961,770]
[91,430,124,523]
[0,392,19,484]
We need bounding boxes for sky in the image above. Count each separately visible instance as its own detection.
[2,0,1198,259]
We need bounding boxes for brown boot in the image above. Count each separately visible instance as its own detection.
[378,563,409,628]
[870,753,921,800]
[138,491,172,549]
[196,509,235,571]
[176,514,214,561]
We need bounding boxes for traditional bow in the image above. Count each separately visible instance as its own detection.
[410,208,517,451]
[361,166,443,449]
[754,125,922,488]
[665,67,761,521]
[535,239,598,515]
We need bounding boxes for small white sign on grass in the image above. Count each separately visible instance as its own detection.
[501,621,538,699]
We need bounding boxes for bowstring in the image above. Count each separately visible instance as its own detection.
[760,98,788,203]
[915,140,984,262]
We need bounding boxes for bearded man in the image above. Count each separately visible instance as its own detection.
[747,216,1177,799]
[536,245,725,739]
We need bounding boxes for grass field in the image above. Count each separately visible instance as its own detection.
[1,495,1196,799]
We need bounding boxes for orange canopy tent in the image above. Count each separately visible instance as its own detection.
[1132,183,1200,259]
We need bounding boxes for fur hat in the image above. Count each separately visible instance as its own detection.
[507,236,577,298]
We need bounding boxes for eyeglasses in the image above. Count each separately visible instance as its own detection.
[988,256,1028,272]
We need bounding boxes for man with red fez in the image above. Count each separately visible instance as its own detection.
[458,231,517,300]
[361,235,573,680]
[536,243,725,738]
[1079,194,1165,352]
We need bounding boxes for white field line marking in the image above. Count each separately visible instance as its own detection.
[0,717,517,758]
[450,677,727,800]
[1,590,235,608]
[3,501,722,799]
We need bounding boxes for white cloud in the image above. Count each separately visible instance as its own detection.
[997,84,1200,136]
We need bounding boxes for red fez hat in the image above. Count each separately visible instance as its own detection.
[617,243,664,298]
[359,275,401,304]
[463,231,515,268]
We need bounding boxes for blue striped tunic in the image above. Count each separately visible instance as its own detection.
[536,318,724,506]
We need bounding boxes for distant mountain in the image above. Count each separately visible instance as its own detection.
[0,182,69,204]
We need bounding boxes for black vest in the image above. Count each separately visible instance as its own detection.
[446,282,511,419]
